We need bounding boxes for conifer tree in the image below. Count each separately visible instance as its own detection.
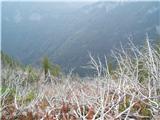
[42,56,61,79]
[42,56,51,79]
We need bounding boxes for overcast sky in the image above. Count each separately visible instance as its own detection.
[1,0,159,2]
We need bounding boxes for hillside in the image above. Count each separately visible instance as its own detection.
[1,39,160,119]
[2,1,160,75]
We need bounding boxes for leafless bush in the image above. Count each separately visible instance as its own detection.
[1,37,160,120]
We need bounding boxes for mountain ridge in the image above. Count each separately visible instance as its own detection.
[2,1,160,75]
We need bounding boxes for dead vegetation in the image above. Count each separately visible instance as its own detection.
[1,38,160,120]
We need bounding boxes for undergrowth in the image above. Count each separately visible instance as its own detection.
[1,38,160,120]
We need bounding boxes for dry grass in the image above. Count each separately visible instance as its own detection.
[1,38,160,120]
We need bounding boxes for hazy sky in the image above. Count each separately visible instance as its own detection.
[0,0,159,2]
[0,0,115,1]
[1,0,159,2]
